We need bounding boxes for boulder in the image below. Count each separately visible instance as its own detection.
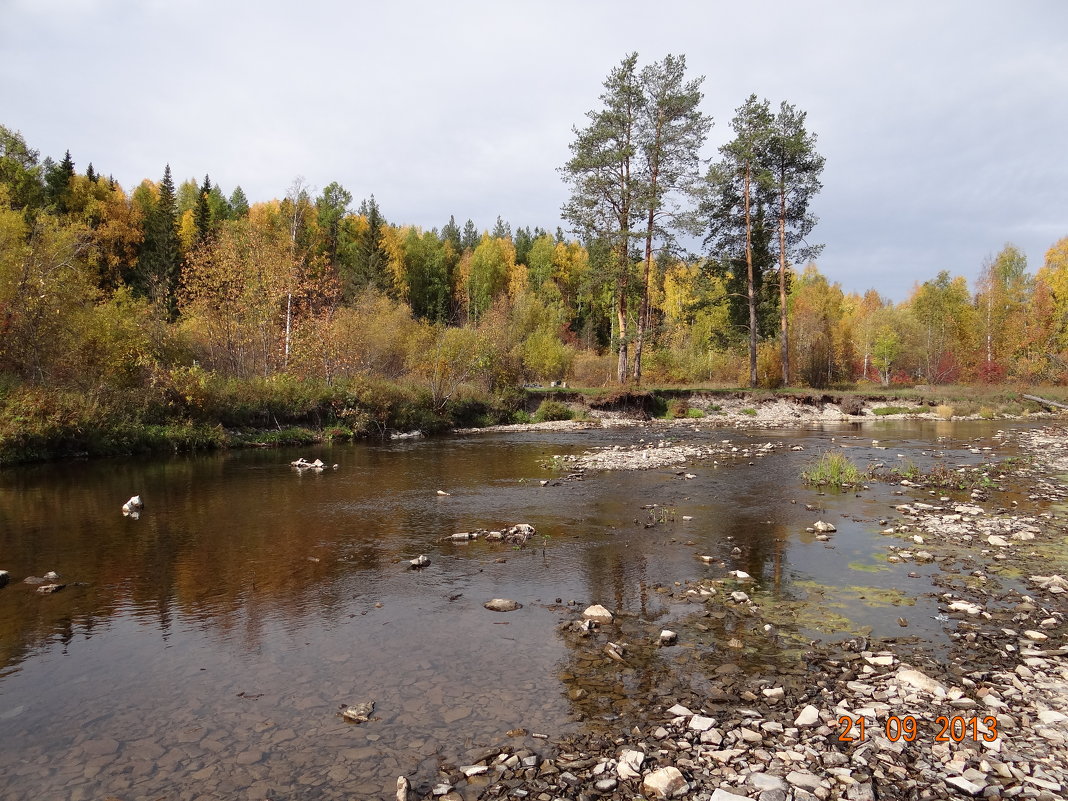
[582,604,614,624]
[659,629,677,645]
[813,520,837,532]
[408,555,430,569]
[483,598,522,612]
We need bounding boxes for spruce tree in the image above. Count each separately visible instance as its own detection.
[136,164,183,317]
[45,149,75,213]
[194,174,213,244]
[461,219,479,251]
[229,186,250,217]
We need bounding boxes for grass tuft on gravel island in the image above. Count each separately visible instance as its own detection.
[802,451,864,487]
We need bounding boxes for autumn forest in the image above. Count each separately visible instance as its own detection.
[2,54,1067,461]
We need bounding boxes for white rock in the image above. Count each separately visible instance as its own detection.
[896,668,947,697]
[794,704,820,726]
[665,704,693,717]
[642,766,687,799]
[409,554,430,569]
[786,770,824,791]
[944,776,983,795]
[688,714,715,731]
[617,749,644,780]
[1037,710,1067,724]
[659,630,677,645]
[1023,630,1048,641]
[762,687,784,699]
[711,789,751,801]
[583,604,614,624]
[483,598,521,612]
[813,520,837,532]
[749,774,787,791]
[728,570,752,581]
[987,535,1010,547]
[949,601,982,615]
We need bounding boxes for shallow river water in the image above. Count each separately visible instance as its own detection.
[0,419,1027,799]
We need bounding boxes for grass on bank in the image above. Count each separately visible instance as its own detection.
[0,371,524,466]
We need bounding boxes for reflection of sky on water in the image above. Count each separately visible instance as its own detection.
[0,419,1025,798]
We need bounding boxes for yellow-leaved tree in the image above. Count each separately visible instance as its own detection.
[180,219,297,378]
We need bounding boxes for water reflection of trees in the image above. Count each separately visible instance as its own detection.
[0,442,546,672]
[551,447,803,727]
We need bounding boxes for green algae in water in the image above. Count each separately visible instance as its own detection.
[841,585,916,607]
[848,560,890,573]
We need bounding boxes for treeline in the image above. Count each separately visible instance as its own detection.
[1,56,1067,458]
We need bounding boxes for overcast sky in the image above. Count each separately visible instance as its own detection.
[3,0,1066,300]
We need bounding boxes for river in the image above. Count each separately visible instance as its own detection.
[0,419,1028,799]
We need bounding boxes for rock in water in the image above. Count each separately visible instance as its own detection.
[659,629,677,645]
[504,523,536,545]
[0,571,9,588]
[341,701,375,723]
[813,520,837,532]
[582,604,614,624]
[396,776,410,801]
[483,598,521,612]
[122,495,143,516]
[408,555,430,569]
[642,766,688,798]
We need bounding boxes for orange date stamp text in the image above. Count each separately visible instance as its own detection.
[836,714,999,743]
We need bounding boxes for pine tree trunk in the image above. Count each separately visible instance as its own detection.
[616,271,629,383]
[633,206,656,385]
[778,193,789,386]
[744,162,758,388]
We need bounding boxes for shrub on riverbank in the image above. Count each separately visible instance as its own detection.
[532,399,574,423]
[0,369,522,465]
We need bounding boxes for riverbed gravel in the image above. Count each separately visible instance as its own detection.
[398,425,1068,800]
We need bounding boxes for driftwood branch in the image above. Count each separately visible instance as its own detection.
[1022,394,1068,410]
